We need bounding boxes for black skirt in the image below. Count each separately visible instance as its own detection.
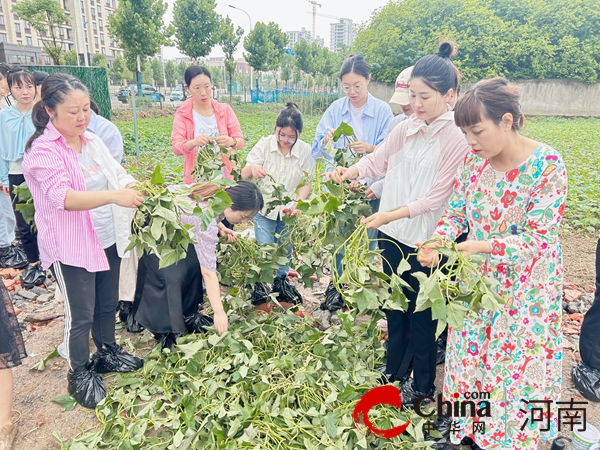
[0,281,27,368]
[132,247,204,335]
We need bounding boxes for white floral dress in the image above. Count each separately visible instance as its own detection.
[434,145,568,449]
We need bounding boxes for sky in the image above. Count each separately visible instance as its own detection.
[162,0,392,59]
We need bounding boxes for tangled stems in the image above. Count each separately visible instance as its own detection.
[193,140,227,182]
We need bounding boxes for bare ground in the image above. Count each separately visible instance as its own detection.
[8,232,600,450]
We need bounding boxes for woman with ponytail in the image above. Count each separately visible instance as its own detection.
[22,73,144,409]
[132,180,263,350]
[241,102,314,308]
[326,42,470,405]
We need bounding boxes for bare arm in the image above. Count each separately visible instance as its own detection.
[64,188,143,211]
[200,267,228,335]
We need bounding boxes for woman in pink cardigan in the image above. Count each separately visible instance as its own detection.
[171,65,244,185]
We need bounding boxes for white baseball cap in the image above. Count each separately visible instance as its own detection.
[389,66,413,106]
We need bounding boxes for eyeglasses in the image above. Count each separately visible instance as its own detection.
[342,84,364,93]
[277,131,297,144]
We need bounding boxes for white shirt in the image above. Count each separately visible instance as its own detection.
[78,145,116,249]
[193,111,219,141]
[348,103,366,143]
[246,135,314,220]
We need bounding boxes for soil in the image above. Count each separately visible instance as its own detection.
[7,232,600,450]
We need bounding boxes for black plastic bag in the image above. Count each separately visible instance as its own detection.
[184,312,214,333]
[67,368,106,409]
[116,301,145,333]
[88,344,144,374]
[273,275,302,304]
[0,245,28,269]
[572,361,600,402]
[319,281,344,311]
[21,263,46,289]
[436,337,447,365]
[250,282,271,306]
[154,332,180,350]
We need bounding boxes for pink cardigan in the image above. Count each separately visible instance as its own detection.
[171,98,244,184]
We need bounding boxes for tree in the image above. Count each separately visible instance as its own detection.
[151,58,163,85]
[108,0,170,74]
[243,21,287,77]
[165,60,177,86]
[142,65,154,84]
[63,50,78,66]
[12,0,69,65]
[172,0,221,61]
[176,61,188,83]
[92,53,108,68]
[109,56,132,84]
[219,16,244,99]
[280,53,293,88]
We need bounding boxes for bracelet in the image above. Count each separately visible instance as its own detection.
[230,138,238,149]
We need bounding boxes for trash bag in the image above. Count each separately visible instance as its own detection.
[273,275,302,305]
[0,245,28,269]
[21,262,46,289]
[250,282,271,306]
[572,361,600,402]
[126,311,145,334]
[580,295,600,370]
[184,312,214,333]
[116,301,144,333]
[154,332,180,350]
[400,377,436,408]
[319,281,344,311]
[88,344,144,374]
[67,368,106,409]
[436,337,447,365]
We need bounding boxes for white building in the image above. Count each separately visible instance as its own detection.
[286,28,312,48]
[330,18,354,53]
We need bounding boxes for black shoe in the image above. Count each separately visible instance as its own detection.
[400,377,436,408]
[273,275,302,305]
[319,281,344,311]
[184,312,214,333]
[250,282,271,306]
[88,344,144,373]
[375,364,396,384]
[67,368,107,409]
[21,262,46,289]
[154,332,180,350]
[0,244,28,269]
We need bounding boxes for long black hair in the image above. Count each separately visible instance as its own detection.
[25,73,89,151]
[339,55,371,80]
[190,180,264,216]
[184,65,212,87]
[275,102,303,134]
[7,68,35,92]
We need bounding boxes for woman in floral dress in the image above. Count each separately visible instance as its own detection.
[418,78,567,450]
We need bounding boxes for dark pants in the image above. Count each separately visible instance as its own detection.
[380,231,437,393]
[8,174,39,263]
[51,244,121,372]
[596,237,600,305]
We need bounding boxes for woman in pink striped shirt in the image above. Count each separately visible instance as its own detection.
[22,73,144,409]
[327,42,471,408]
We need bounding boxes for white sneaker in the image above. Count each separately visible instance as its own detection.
[57,342,67,359]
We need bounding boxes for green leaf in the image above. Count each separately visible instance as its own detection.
[52,395,77,411]
[447,301,469,331]
[150,165,164,185]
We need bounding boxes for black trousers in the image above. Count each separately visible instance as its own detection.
[8,174,39,263]
[51,244,121,372]
[596,237,600,305]
[379,232,437,393]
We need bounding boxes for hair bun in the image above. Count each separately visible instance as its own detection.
[286,101,299,110]
[438,41,458,59]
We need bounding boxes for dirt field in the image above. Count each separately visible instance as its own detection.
[7,231,600,450]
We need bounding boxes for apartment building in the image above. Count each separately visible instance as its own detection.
[0,0,124,66]
[329,18,354,53]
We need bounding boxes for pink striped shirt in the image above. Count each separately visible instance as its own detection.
[22,122,109,272]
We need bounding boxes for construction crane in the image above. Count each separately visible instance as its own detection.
[306,0,322,43]
[309,11,341,20]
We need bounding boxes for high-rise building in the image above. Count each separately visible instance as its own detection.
[330,18,354,53]
[286,28,311,49]
[0,0,124,66]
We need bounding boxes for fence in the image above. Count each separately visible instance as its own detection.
[251,89,339,116]
[24,65,111,120]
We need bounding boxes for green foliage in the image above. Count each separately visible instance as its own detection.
[172,0,221,61]
[150,58,163,85]
[12,0,69,65]
[353,0,600,82]
[109,0,171,73]
[176,60,188,81]
[92,53,107,69]
[109,56,132,84]
[63,50,78,66]
[243,22,287,73]
[141,65,153,85]
[164,60,177,85]
[220,16,244,96]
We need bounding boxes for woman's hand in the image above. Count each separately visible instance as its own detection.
[125,181,138,189]
[456,240,491,256]
[322,128,335,146]
[322,166,359,183]
[360,211,392,229]
[193,134,212,148]
[347,141,374,154]
[214,135,235,148]
[365,187,376,199]
[218,225,237,243]
[113,188,144,208]
[213,310,229,335]
[1,185,9,196]
[416,240,442,267]
[246,164,267,179]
